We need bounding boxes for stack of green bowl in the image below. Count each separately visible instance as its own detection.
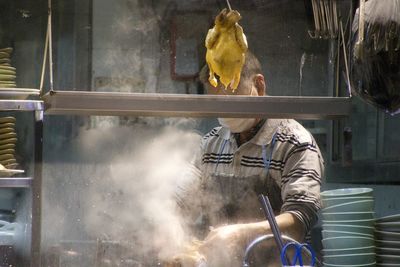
[0,47,16,89]
[321,188,376,267]
[375,214,400,266]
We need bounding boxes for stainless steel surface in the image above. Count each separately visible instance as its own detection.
[0,99,43,111]
[43,90,351,119]
[0,178,32,188]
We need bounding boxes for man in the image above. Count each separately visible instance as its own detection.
[176,51,324,267]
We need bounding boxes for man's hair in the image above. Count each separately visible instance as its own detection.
[199,51,263,91]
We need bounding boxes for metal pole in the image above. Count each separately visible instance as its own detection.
[39,15,49,94]
[31,110,43,267]
[48,0,54,91]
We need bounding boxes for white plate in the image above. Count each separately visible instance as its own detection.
[377,215,400,223]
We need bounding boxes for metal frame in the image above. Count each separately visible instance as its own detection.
[0,99,43,267]
[0,100,43,111]
[0,178,32,188]
[43,90,351,120]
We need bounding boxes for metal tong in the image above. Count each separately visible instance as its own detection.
[258,194,289,263]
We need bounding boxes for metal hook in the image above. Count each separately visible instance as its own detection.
[226,0,232,11]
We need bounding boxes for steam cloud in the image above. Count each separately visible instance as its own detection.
[42,118,204,264]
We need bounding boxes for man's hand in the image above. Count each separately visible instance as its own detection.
[198,224,251,266]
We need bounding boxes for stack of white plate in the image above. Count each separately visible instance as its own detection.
[0,48,16,89]
[375,214,400,266]
[0,117,23,177]
[320,188,376,267]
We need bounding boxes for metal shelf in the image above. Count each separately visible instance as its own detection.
[43,90,351,120]
[0,99,43,111]
[0,177,32,188]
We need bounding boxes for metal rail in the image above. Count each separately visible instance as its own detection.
[0,100,43,111]
[43,90,351,120]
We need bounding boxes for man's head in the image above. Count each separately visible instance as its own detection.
[199,52,266,133]
[199,51,266,97]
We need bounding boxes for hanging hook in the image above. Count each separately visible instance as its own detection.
[226,0,232,11]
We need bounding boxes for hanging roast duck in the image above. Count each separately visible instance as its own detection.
[205,8,248,91]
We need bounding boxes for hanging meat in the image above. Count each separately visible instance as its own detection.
[351,0,400,114]
[205,8,248,91]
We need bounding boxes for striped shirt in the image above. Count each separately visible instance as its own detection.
[177,119,324,237]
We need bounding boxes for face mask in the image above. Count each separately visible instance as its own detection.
[218,118,256,133]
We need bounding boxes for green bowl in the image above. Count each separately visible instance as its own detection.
[323,262,376,267]
[322,199,374,212]
[322,230,373,239]
[322,236,375,250]
[321,188,373,199]
[323,253,375,265]
[323,224,375,235]
[376,254,400,264]
[322,218,375,227]
[323,246,375,256]
[321,212,375,221]
[322,196,373,208]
